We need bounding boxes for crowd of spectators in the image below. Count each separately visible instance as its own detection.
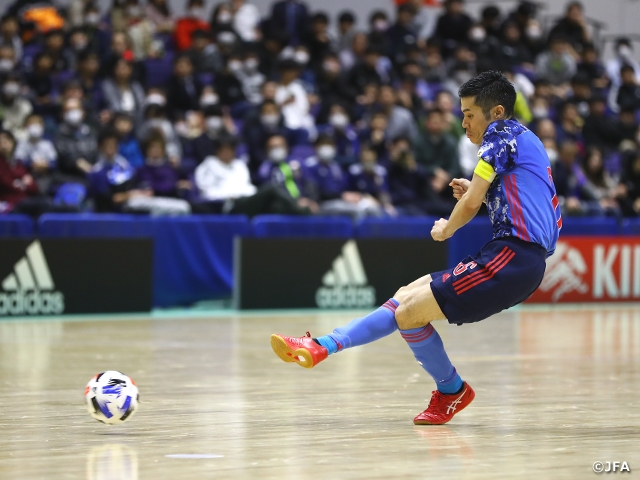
[0,0,639,219]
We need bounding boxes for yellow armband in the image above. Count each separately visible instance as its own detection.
[474,159,497,182]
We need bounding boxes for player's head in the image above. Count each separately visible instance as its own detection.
[458,71,516,145]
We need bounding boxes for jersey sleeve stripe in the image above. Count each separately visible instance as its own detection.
[473,159,497,182]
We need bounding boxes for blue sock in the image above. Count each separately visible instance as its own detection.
[316,299,399,354]
[400,324,463,394]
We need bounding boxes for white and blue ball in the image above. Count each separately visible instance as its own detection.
[85,371,139,425]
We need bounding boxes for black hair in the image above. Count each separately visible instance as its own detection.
[314,133,334,146]
[481,5,500,20]
[616,37,632,49]
[338,11,355,24]
[216,134,238,150]
[369,10,388,23]
[98,128,119,147]
[312,12,329,24]
[458,70,516,120]
[203,105,223,117]
[620,64,636,75]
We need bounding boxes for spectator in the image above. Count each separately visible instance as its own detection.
[618,108,638,142]
[336,11,356,54]
[548,2,591,53]
[434,90,465,139]
[187,30,223,75]
[137,134,190,201]
[577,44,609,91]
[244,101,294,174]
[269,0,309,46]
[568,73,593,118]
[321,103,359,166]
[502,1,545,57]
[376,85,418,142]
[553,139,601,216]
[358,110,389,161]
[555,101,584,146]
[77,50,105,114]
[80,3,111,54]
[0,15,22,62]
[480,5,501,40]
[347,47,384,96]
[0,43,18,80]
[340,31,369,71]
[434,0,473,57]
[102,32,145,83]
[387,136,430,215]
[582,97,620,151]
[347,144,394,216]
[457,134,479,178]
[275,59,315,137]
[0,129,38,214]
[616,65,640,112]
[102,58,146,125]
[145,0,175,34]
[214,55,247,111]
[305,12,334,72]
[499,22,533,71]
[367,11,391,56]
[174,0,210,52]
[180,106,237,167]
[194,136,310,215]
[386,4,418,64]
[582,146,619,215]
[413,109,460,200]
[606,38,640,88]
[232,0,261,43]
[54,98,97,181]
[42,29,72,73]
[535,36,577,87]
[256,134,304,197]
[409,0,443,43]
[315,53,353,115]
[139,104,182,165]
[0,74,32,136]
[166,55,203,119]
[617,150,640,216]
[236,49,266,106]
[14,114,57,192]
[113,112,144,169]
[210,3,235,32]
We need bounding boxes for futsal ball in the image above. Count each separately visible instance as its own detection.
[85,371,139,425]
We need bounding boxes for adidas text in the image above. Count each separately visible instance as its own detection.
[0,290,65,315]
[316,285,375,309]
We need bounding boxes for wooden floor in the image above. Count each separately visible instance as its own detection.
[1,304,639,479]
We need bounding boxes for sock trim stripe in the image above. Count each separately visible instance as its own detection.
[455,251,516,295]
[400,325,433,338]
[382,300,398,312]
[400,325,435,343]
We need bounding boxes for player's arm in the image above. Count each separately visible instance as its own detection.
[431,169,492,241]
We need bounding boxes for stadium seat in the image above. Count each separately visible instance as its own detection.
[0,215,34,237]
[355,216,439,238]
[560,216,619,236]
[252,215,353,238]
[621,218,640,235]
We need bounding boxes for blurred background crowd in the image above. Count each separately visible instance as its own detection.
[0,0,639,219]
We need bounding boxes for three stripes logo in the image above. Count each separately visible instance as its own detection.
[0,241,65,315]
[315,240,375,308]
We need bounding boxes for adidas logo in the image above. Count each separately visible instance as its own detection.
[315,240,376,308]
[0,241,65,315]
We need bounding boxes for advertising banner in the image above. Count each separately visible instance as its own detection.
[234,238,448,309]
[528,237,640,303]
[0,239,153,315]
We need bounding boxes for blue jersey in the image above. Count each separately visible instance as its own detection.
[474,119,561,257]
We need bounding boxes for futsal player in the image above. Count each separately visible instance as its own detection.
[270,71,561,425]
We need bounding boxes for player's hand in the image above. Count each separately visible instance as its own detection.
[450,178,470,200]
[431,218,452,242]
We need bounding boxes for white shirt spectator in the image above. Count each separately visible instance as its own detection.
[458,135,479,179]
[195,156,257,201]
[275,80,315,132]
[15,137,57,168]
[233,1,261,42]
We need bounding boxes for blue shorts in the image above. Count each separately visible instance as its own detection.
[430,236,547,325]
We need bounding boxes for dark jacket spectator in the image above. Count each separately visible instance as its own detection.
[270,0,309,46]
[54,99,98,179]
[166,55,204,119]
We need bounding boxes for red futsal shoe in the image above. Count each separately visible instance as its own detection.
[413,382,475,425]
[270,332,328,369]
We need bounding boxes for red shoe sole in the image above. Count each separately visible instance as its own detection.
[270,334,316,369]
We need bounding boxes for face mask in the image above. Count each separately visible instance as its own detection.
[27,123,44,139]
[269,146,287,163]
[228,60,243,73]
[294,51,309,65]
[469,28,486,42]
[146,94,166,106]
[323,61,338,73]
[2,82,19,97]
[619,45,633,59]
[245,58,259,72]
[64,109,83,125]
[0,59,13,72]
[85,13,100,25]
[206,116,223,131]
[526,25,542,39]
[127,6,141,17]
[317,145,336,161]
[546,148,558,164]
[218,32,235,45]
[532,107,549,119]
[329,113,349,129]
[363,162,375,172]
[218,11,232,24]
[189,7,204,18]
[261,114,279,127]
[200,94,219,106]
[73,40,88,51]
[373,19,388,32]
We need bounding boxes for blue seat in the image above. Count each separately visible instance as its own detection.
[252,215,353,238]
[0,215,34,237]
[560,216,619,236]
[53,183,86,208]
[38,214,154,237]
[355,216,438,238]
[621,218,640,235]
